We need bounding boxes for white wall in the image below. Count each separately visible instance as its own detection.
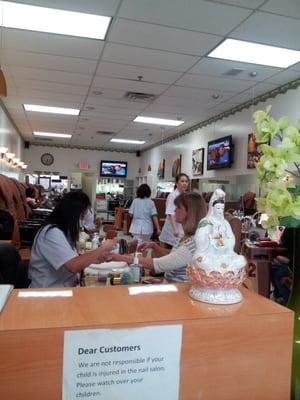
[140,86,300,197]
[24,146,139,178]
[0,100,24,179]
[24,145,140,201]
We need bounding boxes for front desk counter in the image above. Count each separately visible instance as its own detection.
[0,284,293,400]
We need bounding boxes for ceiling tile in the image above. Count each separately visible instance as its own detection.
[12,79,89,95]
[85,96,148,111]
[264,70,300,85]
[3,49,98,74]
[175,74,253,92]
[118,0,252,35]
[96,61,182,84]
[9,66,93,86]
[211,0,265,7]
[231,12,300,50]
[16,89,86,103]
[3,28,104,59]
[13,0,119,15]
[189,58,282,81]
[102,43,199,72]
[92,76,168,94]
[109,19,221,56]
[260,0,300,18]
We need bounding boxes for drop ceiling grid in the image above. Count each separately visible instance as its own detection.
[0,0,299,150]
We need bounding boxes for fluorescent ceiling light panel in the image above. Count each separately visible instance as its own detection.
[24,104,80,115]
[34,131,72,138]
[208,38,300,68]
[2,1,111,40]
[110,138,145,144]
[134,116,184,126]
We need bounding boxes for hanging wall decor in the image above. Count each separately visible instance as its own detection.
[192,148,204,176]
[247,133,261,169]
[157,159,165,178]
[171,154,181,177]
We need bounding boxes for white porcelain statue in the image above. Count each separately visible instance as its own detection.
[187,188,247,304]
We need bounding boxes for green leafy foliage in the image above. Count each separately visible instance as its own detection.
[253,106,300,229]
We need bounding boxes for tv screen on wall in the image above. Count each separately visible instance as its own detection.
[207,135,233,170]
[100,160,127,178]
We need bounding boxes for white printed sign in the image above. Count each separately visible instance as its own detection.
[63,325,182,400]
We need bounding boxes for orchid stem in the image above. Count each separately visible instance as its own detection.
[285,169,300,178]
[294,163,300,175]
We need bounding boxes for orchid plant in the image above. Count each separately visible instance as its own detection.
[253,105,300,232]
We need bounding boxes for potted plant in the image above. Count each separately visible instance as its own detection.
[253,105,300,399]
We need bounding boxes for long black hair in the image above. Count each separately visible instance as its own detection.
[41,191,90,246]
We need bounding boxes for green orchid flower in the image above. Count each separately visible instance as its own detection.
[253,106,300,230]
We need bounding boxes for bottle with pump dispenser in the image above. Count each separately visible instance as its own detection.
[130,253,141,283]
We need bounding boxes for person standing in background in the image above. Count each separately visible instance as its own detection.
[129,183,161,244]
[159,173,189,248]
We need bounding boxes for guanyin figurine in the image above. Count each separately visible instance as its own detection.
[187,188,247,304]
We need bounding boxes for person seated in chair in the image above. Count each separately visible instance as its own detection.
[271,227,293,305]
[26,187,40,210]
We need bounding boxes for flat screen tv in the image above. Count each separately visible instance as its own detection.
[100,160,127,178]
[207,135,233,170]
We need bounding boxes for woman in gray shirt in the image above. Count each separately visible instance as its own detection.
[29,191,117,288]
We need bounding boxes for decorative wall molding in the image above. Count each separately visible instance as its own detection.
[142,77,300,153]
[30,142,135,153]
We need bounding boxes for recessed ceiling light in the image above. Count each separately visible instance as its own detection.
[208,38,300,68]
[134,116,184,126]
[92,90,103,96]
[249,71,258,77]
[24,104,80,115]
[2,2,111,40]
[33,132,72,138]
[110,138,145,144]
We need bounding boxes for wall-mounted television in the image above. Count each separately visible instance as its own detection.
[100,160,128,178]
[207,135,233,170]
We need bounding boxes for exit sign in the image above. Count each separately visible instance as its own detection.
[78,161,89,170]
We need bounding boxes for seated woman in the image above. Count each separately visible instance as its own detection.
[108,192,207,283]
[26,187,40,210]
[192,188,245,273]
[29,191,118,288]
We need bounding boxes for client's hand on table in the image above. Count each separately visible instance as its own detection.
[105,252,154,272]
[105,252,132,264]
[95,238,119,263]
[137,241,170,257]
[65,238,119,273]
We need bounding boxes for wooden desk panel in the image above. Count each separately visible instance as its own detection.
[244,243,288,297]
[0,285,293,400]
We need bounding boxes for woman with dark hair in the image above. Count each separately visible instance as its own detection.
[129,183,161,244]
[159,173,189,248]
[26,186,40,209]
[29,191,117,288]
[109,192,207,283]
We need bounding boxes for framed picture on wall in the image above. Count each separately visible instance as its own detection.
[247,133,261,169]
[157,159,165,178]
[171,154,181,177]
[192,148,204,176]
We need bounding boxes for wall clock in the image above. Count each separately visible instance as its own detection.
[41,153,54,166]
